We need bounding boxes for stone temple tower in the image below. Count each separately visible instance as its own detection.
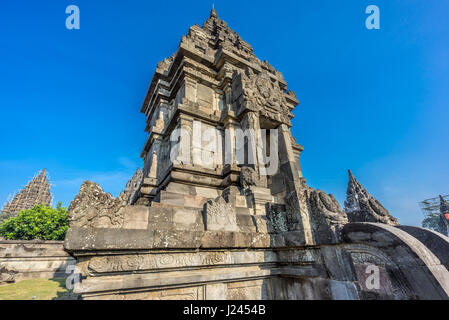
[136,8,314,244]
[65,9,449,300]
[1,169,52,222]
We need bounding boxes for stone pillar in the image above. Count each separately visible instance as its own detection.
[240,112,267,186]
[173,114,193,165]
[215,125,224,170]
[278,124,314,245]
[183,78,197,104]
[223,116,238,166]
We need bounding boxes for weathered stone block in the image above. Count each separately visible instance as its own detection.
[165,183,197,195]
[195,186,219,199]
[236,214,257,233]
[122,206,149,229]
[205,283,227,300]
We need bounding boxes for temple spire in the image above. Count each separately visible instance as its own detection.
[348,169,354,178]
[344,170,399,226]
[210,5,218,18]
[0,169,52,222]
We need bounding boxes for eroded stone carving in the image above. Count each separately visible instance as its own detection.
[344,170,398,226]
[308,190,348,244]
[0,266,17,284]
[138,286,203,301]
[88,252,237,274]
[345,244,406,299]
[347,247,393,268]
[232,68,291,124]
[68,181,127,228]
[203,196,238,232]
[283,179,312,234]
[156,53,176,76]
[87,250,308,274]
[240,167,264,189]
[267,204,288,233]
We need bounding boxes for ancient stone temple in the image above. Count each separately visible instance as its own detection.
[1,169,52,223]
[64,9,449,300]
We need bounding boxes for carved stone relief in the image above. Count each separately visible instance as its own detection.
[68,181,127,229]
[203,196,238,232]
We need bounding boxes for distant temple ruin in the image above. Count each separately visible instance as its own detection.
[0,169,52,222]
[64,9,449,300]
[439,196,449,237]
[419,195,449,236]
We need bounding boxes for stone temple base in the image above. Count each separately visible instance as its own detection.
[64,202,449,300]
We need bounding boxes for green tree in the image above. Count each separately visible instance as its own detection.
[0,203,68,240]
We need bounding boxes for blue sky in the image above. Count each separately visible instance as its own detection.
[0,1,448,226]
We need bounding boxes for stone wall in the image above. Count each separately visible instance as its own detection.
[0,240,76,284]
[65,209,449,300]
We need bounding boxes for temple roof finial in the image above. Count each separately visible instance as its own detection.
[344,170,399,226]
[210,4,218,18]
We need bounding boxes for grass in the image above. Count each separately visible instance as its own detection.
[0,278,77,300]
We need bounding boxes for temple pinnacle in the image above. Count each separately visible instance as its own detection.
[0,168,52,221]
[344,170,399,226]
[210,5,218,18]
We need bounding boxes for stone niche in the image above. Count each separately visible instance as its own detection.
[64,9,449,300]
